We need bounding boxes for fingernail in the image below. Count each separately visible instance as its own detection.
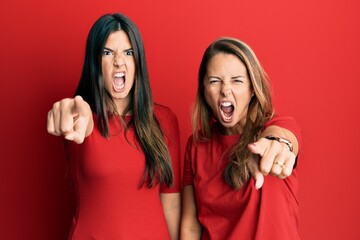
[65,135,74,141]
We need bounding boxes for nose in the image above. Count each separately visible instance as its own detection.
[221,83,231,97]
[113,54,125,67]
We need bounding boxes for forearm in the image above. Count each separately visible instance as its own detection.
[180,186,202,240]
[180,225,202,240]
[161,193,181,240]
[260,125,299,155]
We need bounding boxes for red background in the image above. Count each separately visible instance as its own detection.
[1,0,359,239]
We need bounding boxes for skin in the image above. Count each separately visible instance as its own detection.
[47,30,180,240]
[102,30,136,115]
[161,193,181,240]
[180,53,299,239]
[204,53,254,135]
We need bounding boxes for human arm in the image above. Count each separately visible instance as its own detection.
[161,193,181,240]
[156,106,181,239]
[180,185,202,240]
[247,118,301,188]
[47,95,93,144]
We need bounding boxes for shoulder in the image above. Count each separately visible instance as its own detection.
[190,122,221,146]
[154,104,180,139]
[185,128,218,152]
[265,115,300,130]
[154,103,178,125]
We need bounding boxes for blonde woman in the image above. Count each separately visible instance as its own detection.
[181,37,301,240]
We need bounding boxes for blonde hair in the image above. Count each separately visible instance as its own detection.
[193,37,274,189]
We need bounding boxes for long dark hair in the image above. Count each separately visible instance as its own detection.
[74,13,173,188]
[193,37,274,189]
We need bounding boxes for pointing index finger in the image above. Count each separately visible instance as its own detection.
[248,138,275,175]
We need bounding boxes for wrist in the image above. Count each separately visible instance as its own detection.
[264,134,293,152]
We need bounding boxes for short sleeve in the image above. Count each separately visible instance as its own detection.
[182,136,194,187]
[155,105,181,193]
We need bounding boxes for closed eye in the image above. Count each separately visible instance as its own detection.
[232,75,246,83]
[208,77,221,84]
[233,79,244,83]
[209,80,220,84]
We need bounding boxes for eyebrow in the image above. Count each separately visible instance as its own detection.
[103,47,114,52]
[103,47,134,52]
[231,75,246,79]
[207,75,246,79]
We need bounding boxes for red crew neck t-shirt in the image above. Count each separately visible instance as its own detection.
[183,116,302,240]
[65,104,181,240]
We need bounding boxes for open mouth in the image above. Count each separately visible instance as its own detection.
[113,72,125,92]
[220,101,234,122]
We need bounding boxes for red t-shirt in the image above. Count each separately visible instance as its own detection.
[65,104,181,240]
[183,116,302,240]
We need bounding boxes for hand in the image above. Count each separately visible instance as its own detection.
[247,155,264,190]
[47,95,93,144]
[247,137,297,189]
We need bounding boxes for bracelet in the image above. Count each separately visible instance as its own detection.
[264,135,293,152]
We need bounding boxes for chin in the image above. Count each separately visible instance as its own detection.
[219,119,243,134]
[218,118,234,127]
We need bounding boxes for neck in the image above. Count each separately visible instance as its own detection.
[219,123,244,135]
[111,98,132,116]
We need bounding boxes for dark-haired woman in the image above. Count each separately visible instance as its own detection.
[181,37,301,240]
[47,13,180,240]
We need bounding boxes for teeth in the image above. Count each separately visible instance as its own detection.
[220,110,233,122]
[114,72,125,77]
[221,102,232,107]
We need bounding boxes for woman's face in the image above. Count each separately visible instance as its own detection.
[204,53,254,135]
[102,30,135,114]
